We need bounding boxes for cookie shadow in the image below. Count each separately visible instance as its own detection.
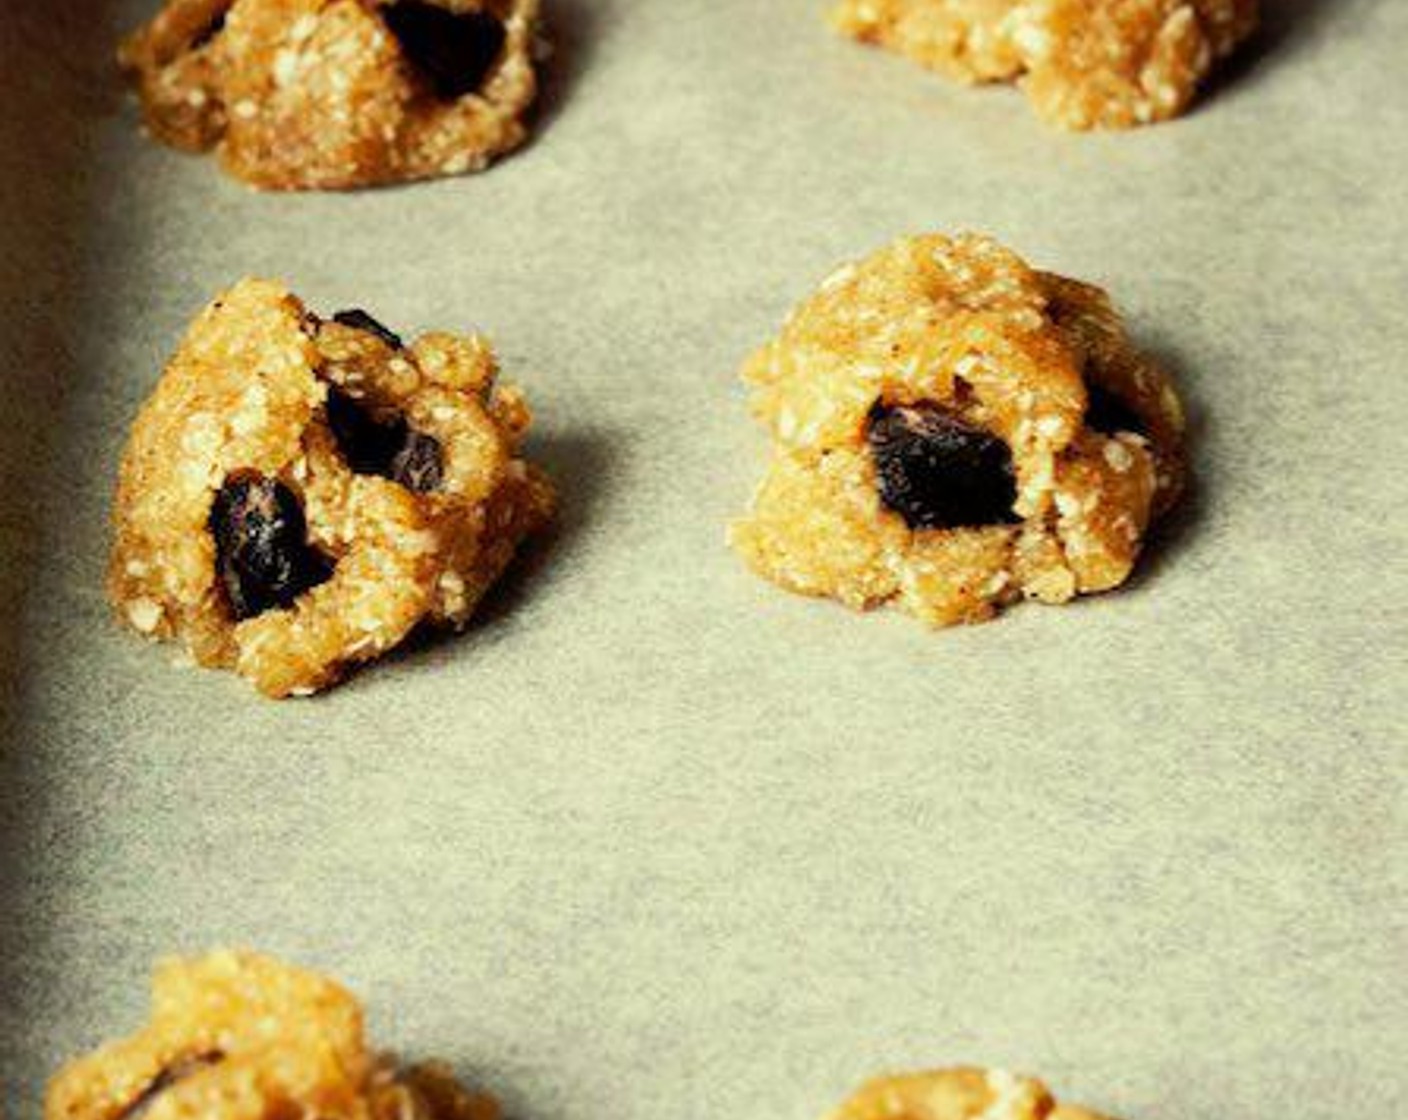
[471,426,618,630]
[528,0,605,137]
[375,428,620,672]
[1113,344,1208,595]
[1199,0,1341,106]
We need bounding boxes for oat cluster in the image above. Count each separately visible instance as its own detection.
[44,951,498,1120]
[830,0,1259,129]
[107,279,554,697]
[120,0,540,189]
[731,233,1186,627]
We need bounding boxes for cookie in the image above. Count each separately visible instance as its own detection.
[829,1068,1117,1120]
[44,950,499,1120]
[829,0,1259,129]
[119,0,541,189]
[108,278,554,697]
[730,233,1186,627]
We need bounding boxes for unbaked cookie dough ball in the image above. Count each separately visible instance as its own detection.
[829,1068,1118,1120]
[120,0,542,189]
[730,233,1186,627]
[829,0,1259,129]
[45,950,499,1120]
[108,279,554,697]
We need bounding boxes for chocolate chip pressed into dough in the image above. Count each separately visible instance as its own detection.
[119,0,542,189]
[829,0,1259,129]
[44,950,501,1120]
[107,278,555,697]
[730,233,1187,627]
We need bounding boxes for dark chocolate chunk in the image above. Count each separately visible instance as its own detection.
[1084,383,1148,438]
[210,474,332,620]
[390,431,445,493]
[327,389,404,478]
[326,389,444,493]
[119,1052,224,1120]
[382,2,507,100]
[866,401,1020,530]
[332,308,404,350]
[190,11,226,50]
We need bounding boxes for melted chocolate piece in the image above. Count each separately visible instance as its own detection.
[866,401,1020,530]
[1085,383,1148,438]
[210,474,332,620]
[326,390,444,493]
[390,431,445,493]
[190,12,227,50]
[332,308,404,351]
[119,1053,225,1120]
[382,2,507,100]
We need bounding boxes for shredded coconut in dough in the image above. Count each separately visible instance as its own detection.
[108,279,554,697]
[120,0,541,188]
[731,233,1186,627]
[830,0,1259,129]
[45,950,499,1120]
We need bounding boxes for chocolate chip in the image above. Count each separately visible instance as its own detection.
[119,1052,224,1120]
[326,389,444,493]
[866,401,1020,530]
[1084,383,1148,437]
[390,431,445,492]
[210,473,332,620]
[382,1,507,100]
[327,389,402,477]
[332,308,404,350]
[190,12,226,50]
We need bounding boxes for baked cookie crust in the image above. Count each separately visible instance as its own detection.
[108,279,554,697]
[119,0,541,189]
[829,1068,1118,1120]
[730,233,1186,627]
[829,0,1259,129]
[45,950,499,1120]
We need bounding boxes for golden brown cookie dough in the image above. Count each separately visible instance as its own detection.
[829,0,1259,129]
[108,278,554,698]
[829,1068,1118,1120]
[119,0,541,189]
[45,950,499,1120]
[730,233,1186,627]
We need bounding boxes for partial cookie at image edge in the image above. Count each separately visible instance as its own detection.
[119,0,544,189]
[829,0,1260,130]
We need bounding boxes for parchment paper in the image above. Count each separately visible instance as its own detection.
[1,1,1404,1117]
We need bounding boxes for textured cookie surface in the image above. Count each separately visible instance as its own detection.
[45,950,498,1120]
[830,0,1259,128]
[731,233,1185,627]
[119,0,540,188]
[108,278,554,697]
[829,1068,1118,1120]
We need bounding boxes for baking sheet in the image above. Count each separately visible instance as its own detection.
[1,0,1405,1116]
